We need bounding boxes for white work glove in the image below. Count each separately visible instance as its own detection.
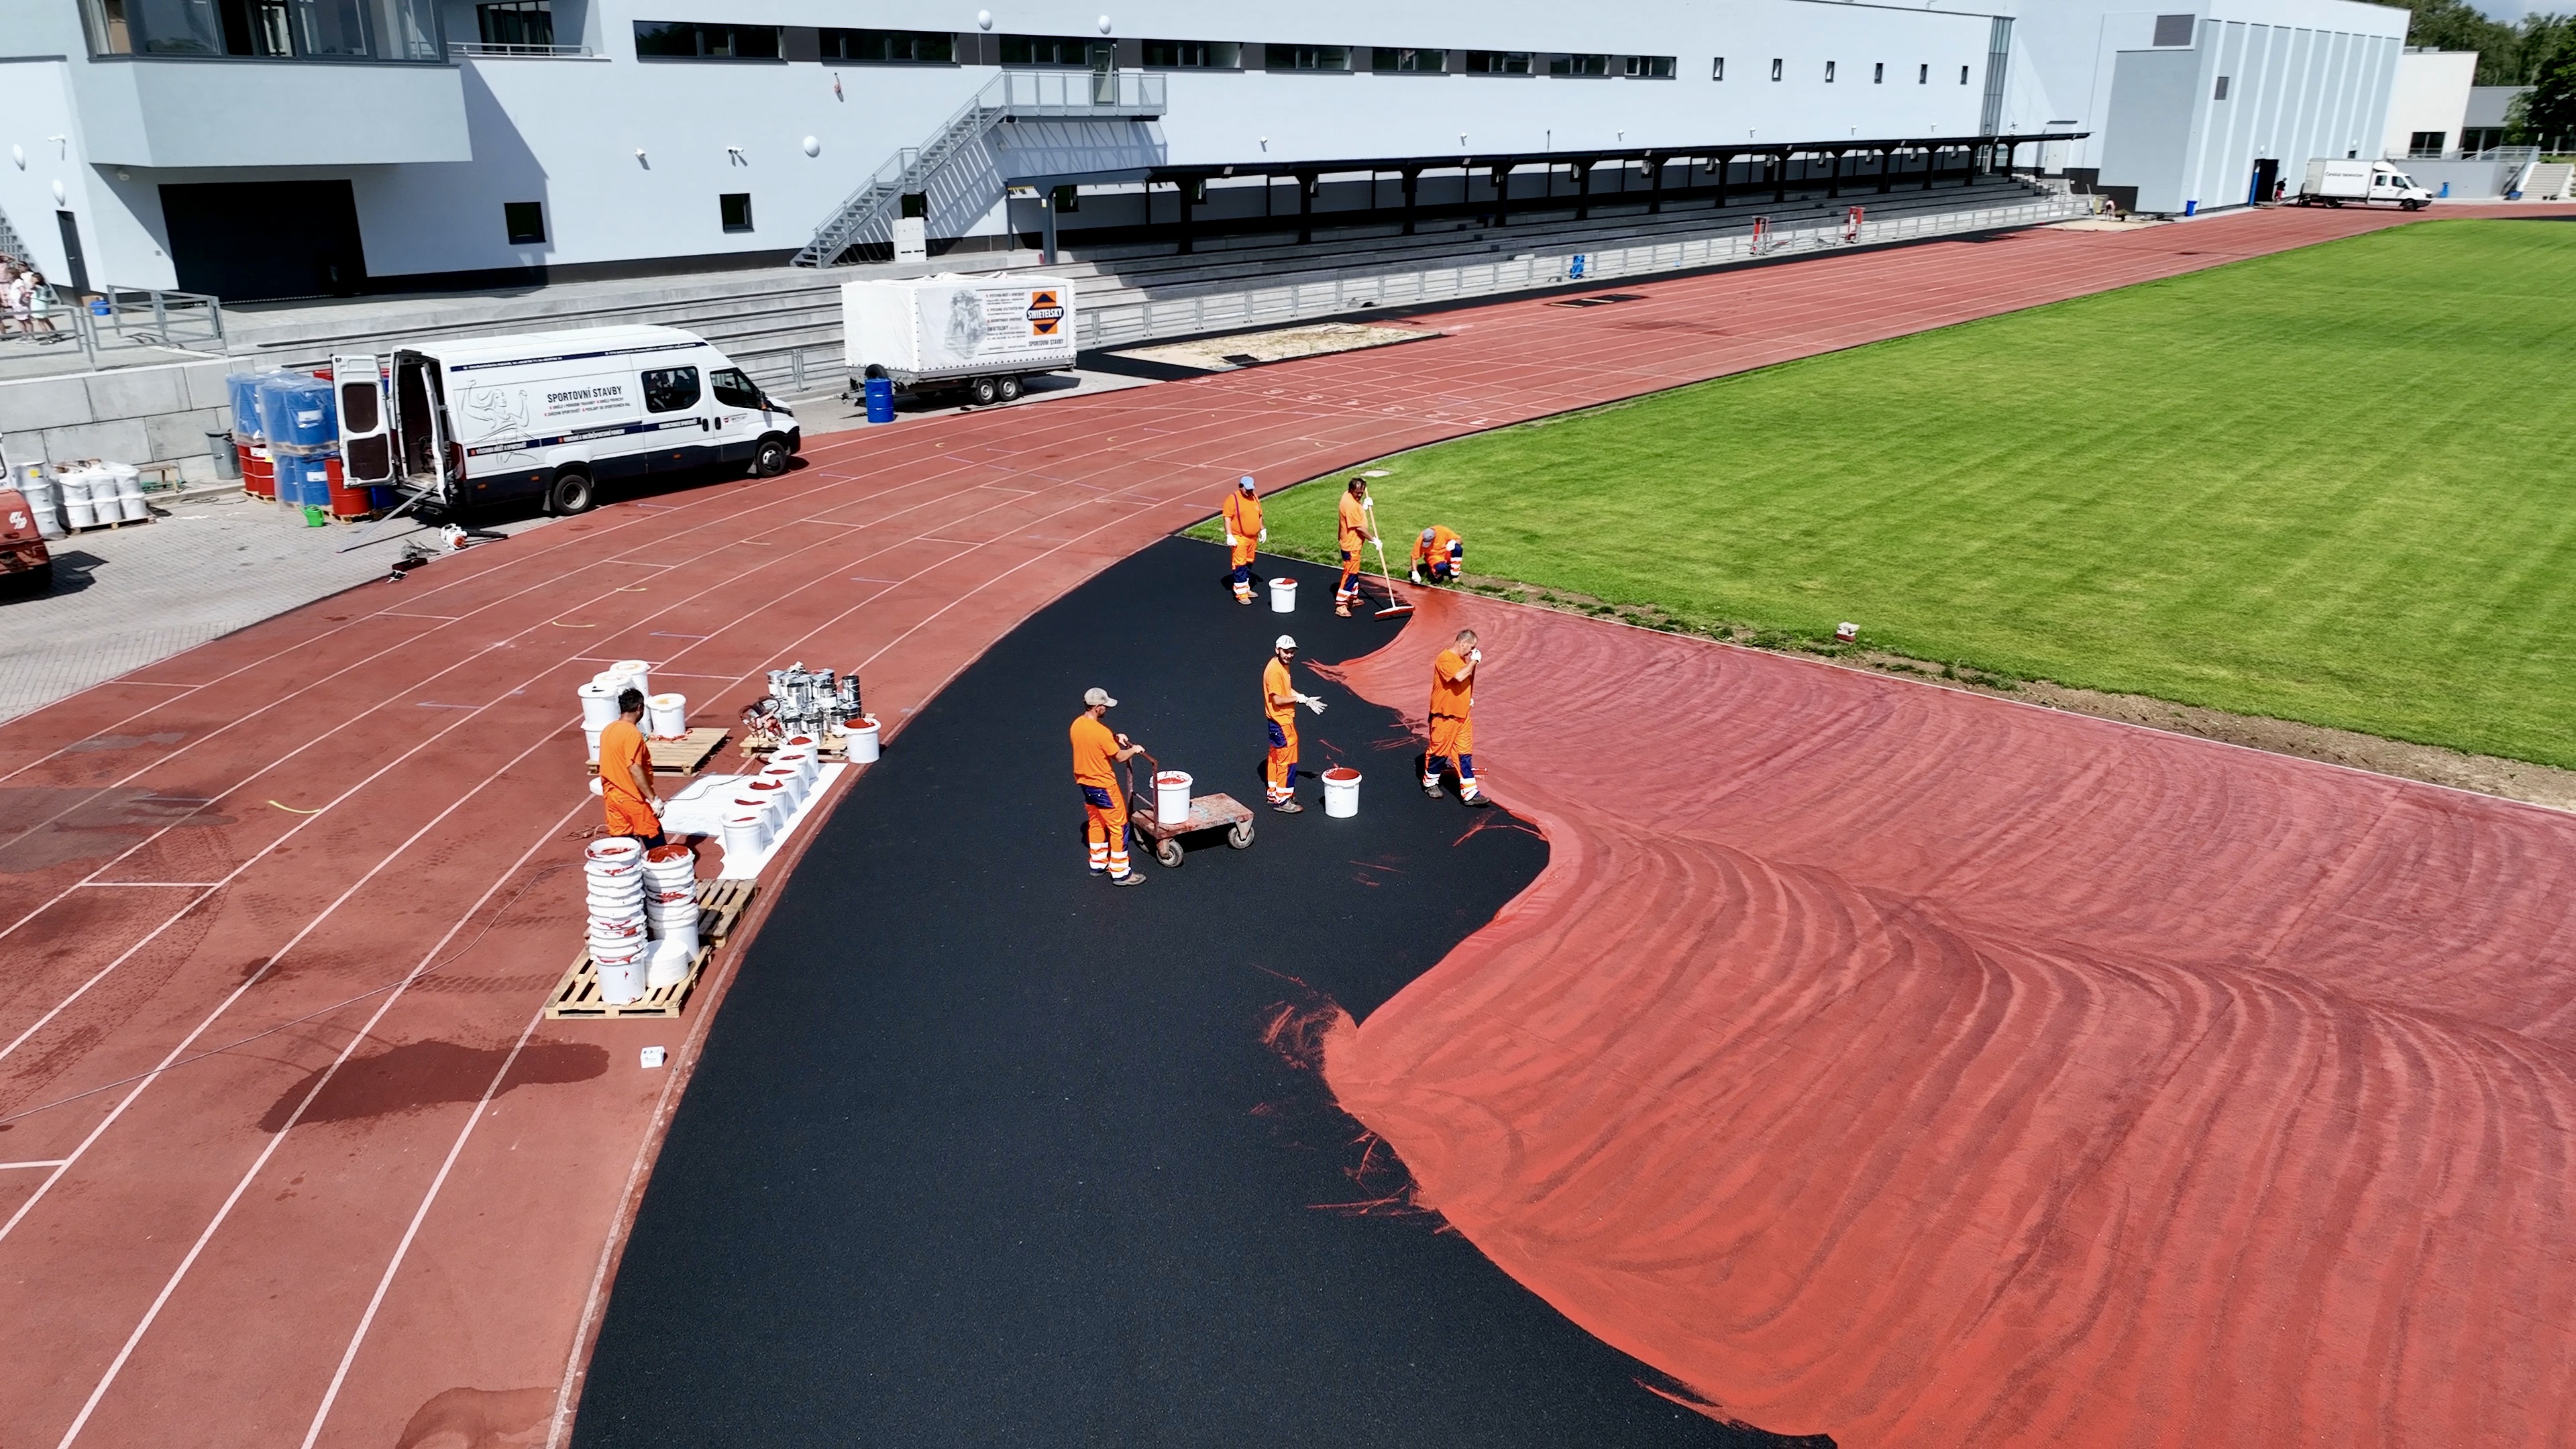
[1409,567,1424,584]
[1224,531,1238,546]
[1468,649,1483,663]
[1299,694,1327,714]
[649,797,665,817]
[1258,527,1269,543]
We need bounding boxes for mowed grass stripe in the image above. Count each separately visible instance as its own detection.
[1202,219,2576,767]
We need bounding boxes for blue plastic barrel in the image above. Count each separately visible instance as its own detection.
[864,376,895,424]
[257,372,337,452]
[278,455,333,508]
[227,372,268,441]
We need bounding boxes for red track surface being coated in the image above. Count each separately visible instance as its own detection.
[1321,588,2576,1446]
[0,203,2558,1447]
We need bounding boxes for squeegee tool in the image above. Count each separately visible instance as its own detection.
[1370,538,1414,619]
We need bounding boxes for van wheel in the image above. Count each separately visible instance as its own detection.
[996,374,1023,402]
[970,376,1000,406]
[547,469,596,516]
[751,437,792,477]
[2402,199,2426,211]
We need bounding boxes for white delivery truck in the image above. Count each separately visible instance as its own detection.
[842,274,1077,406]
[329,325,800,518]
[2294,160,2432,210]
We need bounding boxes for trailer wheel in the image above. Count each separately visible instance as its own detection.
[996,374,1023,402]
[546,468,596,517]
[751,436,792,477]
[970,376,1001,407]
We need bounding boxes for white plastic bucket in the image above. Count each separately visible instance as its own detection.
[597,953,647,1005]
[773,749,818,790]
[608,659,651,699]
[733,795,779,842]
[1323,767,1361,818]
[586,838,644,865]
[578,681,621,730]
[118,488,151,523]
[845,716,881,763]
[759,766,807,812]
[583,726,604,764]
[646,932,696,989]
[1269,576,1297,612]
[647,692,688,739]
[721,812,767,860]
[1154,770,1191,826]
[61,472,96,529]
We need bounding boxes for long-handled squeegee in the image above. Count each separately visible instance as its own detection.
[1369,537,1413,619]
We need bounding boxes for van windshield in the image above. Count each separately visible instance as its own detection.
[643,367,701,413]
[712,368,764,409]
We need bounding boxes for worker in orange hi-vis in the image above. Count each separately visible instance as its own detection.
[597,689,667,846]
[1261,635,1328,812]
[1220,474,1265,605]
[1409,524,1464,585]
[1071,686,1148,885]
[1422,629,1489,806]
[1334,478,1377,616]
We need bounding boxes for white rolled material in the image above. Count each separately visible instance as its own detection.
[647,692,688,739]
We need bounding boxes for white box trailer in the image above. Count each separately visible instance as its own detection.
[842,274,1076,406]
[332,325,800,518]
[2294,159,2432,210]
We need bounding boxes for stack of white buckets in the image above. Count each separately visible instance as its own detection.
[577,659,682,761]
[51,464,150,529]
[583,838,699,1005]
[722,738,820,867]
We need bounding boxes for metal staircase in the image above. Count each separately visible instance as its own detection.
[792,68,1165,268]
[0,204,26,264]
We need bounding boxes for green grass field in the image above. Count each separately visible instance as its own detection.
[1195,219,2576,767]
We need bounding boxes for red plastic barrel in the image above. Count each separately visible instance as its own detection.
[323,455,372,519]
[239,442,275,500]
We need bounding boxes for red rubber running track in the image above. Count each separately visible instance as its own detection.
[0,203,2556,1448]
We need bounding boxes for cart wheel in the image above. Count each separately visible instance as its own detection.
[1155,838,1185,868]
[1228,820,1254,849]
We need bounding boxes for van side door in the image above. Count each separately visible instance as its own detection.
[639,364,704,475]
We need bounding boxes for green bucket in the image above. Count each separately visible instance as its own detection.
[302,504,328,528]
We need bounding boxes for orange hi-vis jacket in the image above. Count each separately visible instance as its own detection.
[1222,488,1263,544]
[1430,647,1474,718]
[1413,525,1462,570]
[1071,713,1123,799]
[1337,493,1373,551]
[1263,656,1299,726]
[598,717,657,835]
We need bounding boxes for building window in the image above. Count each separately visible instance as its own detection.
[2409,130,2447,156]
[1051,183,1080,213]
[1142,39,1239,67]
[2212,74,2230,100]
[1960,64,1970,83]
[478,1,551,48]
[635,21,780,58]
[719,193,753,233]
[504,201,545,244]
[1463,50,1532,74]
[1770,57,1782,81]
[1824,60,1835,81]
[1371,47,1446,73]
[1000,34,1097,65]
[83,0,444,61]
[1873,61,1884,83]
[1547,52,1609,76]
[1622,54,1674,78]
[1711,56,1725,80]
[1266,44,1350,71]
[822,29,953,62]
[2152,13,2195,46]
[1919,62,1929,83]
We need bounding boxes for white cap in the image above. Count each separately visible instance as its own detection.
[1275,635,1297,650]
[1238,474,1256,490]
[1083,686,1116,708]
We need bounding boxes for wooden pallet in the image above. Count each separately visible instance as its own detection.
[545,878,757,1020]
[587,726,730,776]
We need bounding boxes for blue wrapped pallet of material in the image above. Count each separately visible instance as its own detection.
[227,372,272,441]
[257,372,338,453]
[276,454,334,508]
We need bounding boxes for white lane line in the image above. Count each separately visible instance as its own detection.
[0,1160,68,1170]
[48,796,584,1449]
[73,883,223,889]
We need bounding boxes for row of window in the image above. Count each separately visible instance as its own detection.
[499,195,753,246]
[627,24,1946,83]
[85,0,444,62]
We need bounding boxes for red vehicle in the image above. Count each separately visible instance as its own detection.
[1,486,54,594]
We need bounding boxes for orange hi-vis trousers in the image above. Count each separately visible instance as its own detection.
[1265,717,1299,803]
[1425,714,1479,800]
[1337,549,1362,607]
[1081,784,1131,875]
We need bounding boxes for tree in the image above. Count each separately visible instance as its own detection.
[2512,37,2576,148]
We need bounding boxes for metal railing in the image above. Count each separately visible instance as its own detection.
[448,41,598,58]
[66,285,226,367]
[2391,145,2538,164]
[1067,196,2089,351]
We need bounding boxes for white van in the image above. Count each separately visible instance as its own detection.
[331,325,800,517]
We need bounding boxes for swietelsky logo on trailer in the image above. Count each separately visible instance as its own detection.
[1026,290,1065,337]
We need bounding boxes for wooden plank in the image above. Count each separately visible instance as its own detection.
[543,877,759,1020]
[587,726,729,777]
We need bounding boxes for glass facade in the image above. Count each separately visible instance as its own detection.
[84,0,444,60]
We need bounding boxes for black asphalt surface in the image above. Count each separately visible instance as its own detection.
[574,538,1822,1448]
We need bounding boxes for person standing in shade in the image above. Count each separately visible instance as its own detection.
[1422,629,1488,806]
[1220,474,1265,605]
[1072,686,1148,885]
[1261,634,1326,812]
[1334,478,1377,616]
[598,689,667,847]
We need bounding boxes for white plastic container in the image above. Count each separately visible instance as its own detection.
[1323,767,1362,818]
[608,659,651,699]
[60,471,96,529]
[1269,576,1297,612]
[578,680,621,730]
[596,952,647,1004]
[721,812,768,860]
[647,692,688,739]
[583,725,604,764]
[645,933,696,989]
[843,716,881,763]
[759,766,806,812]
[1154,770,1191,826]
[586,838,645,867]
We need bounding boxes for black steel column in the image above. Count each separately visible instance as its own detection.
[1401,167,1420,235]
[1878,147,1894,195]
[1772,149,1788,203]
[1648,155,1666,213]
[1490,164,1512,226]
[1574,161,1592,220]
[1177,178,1195,255]
[1297,170,1316,244]
[1826,148,1844,199]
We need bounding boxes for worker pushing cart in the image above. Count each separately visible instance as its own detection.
[1263,634,1327,812]
[1410,525,1464,585]
[1220,475,1265,605]
[1071,686,1148,885]
[1423,629,1489,806]
[1334,478,1378,616]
